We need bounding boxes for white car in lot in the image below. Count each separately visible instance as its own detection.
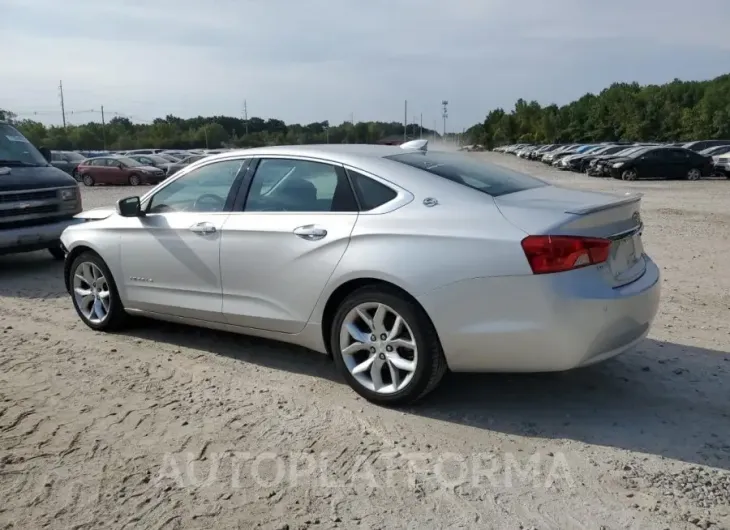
[60,141,661,405]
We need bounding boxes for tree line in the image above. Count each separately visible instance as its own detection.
[0,110,441,151]
[466,73,730,148]
[3,73,729,151]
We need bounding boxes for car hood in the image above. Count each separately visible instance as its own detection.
[74,207,116,221]
[607,157,632,164]
[0,164,77,192]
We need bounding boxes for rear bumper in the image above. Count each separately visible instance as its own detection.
[417,257,661,372]
[0,217,85,255]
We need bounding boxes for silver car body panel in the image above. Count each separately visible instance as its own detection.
[61,144,661,371]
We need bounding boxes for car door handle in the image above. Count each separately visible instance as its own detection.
[293,225,327,241]
[189,222,216,235]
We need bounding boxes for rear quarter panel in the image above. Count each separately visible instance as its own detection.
[308,190,531,324]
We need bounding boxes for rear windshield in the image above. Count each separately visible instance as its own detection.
[386,151,546,197]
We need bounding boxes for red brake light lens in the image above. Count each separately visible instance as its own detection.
[521,235,611,274]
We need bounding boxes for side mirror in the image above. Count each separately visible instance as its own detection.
[39,147,51,162]
[117,196,144,217]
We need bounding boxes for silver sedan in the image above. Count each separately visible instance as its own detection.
[60,141,661,405]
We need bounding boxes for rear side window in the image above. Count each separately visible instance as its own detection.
[347,170,397,210]
[386,151,546,197]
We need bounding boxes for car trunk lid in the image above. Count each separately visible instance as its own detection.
[495,186,646,287]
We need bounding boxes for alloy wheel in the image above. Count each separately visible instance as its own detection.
[73,261,111,324]
[82,175,93,186]
[339,302,417,394]
[622,170,637,181]
[687,169,701,181]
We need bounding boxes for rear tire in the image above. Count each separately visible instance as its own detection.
[686,168,701,181]
[82,174,94,186]
[330,286,447,406]
[68,251,128,331]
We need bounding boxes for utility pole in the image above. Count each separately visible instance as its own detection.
[441,100,448,139]
[59,80,67,128]
[419,113,423,138]
[101,105,107,150]
[404,100,408,141]
[243,100,248,136]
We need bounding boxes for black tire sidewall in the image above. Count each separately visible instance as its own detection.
[68,251,126,331]
[82,174,94,186]
[329,288,437,405]
[129,174,141,186]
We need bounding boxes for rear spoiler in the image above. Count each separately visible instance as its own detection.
[565,192,642,215]
[400,139,428,152]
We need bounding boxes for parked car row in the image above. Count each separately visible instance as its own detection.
[494,140,730,181]
[48,148,230,186]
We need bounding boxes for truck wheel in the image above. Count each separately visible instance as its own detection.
[48,244,65,261]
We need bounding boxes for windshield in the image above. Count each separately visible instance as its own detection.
[65,151,86,161]
[0,123,49,166]
[145,155,171,164]
[387,151,547,197]
[115,156,144,167]
[703,145,730,156]
[625,146,654,158]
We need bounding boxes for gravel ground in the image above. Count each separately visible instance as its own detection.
[1,155,729,530]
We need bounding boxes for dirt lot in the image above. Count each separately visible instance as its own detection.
[1,155,729,530]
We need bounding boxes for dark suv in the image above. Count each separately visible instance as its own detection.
[0,122,82,259]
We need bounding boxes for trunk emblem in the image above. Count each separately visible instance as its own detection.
[423,197,439,207]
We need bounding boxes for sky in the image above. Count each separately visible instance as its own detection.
[2,0,730,130]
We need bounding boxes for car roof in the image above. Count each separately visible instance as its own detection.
[204,143,416,169]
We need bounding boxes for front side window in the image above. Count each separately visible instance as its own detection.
[386,151,546,197]
[147,159,245,213]
[244,158,358,212]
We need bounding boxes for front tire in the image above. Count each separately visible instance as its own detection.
[686,168,701,181]
[129,174,141,186]
[68,251,128,331]
[82,174,94,186]
[621,169,637,181]
[330,286,447,406]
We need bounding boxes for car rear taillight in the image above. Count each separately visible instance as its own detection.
[521,235,611,274]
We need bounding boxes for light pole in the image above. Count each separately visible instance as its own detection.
[441,100,448,140]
